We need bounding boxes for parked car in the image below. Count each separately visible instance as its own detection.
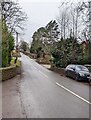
[65,64,91,82]
[89,74,91,85]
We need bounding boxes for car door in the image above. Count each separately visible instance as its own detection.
[69,65,74,78]
[71,65,76,79]
[68,65,74,78]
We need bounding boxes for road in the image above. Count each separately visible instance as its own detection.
[2,53,90,118]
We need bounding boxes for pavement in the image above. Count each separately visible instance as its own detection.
[2,75,26,118]
[2,53,90,118]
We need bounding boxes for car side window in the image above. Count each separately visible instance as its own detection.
[71,65,75,70]
[76,66,80,71]
[66,65,71,69]
[70,65,73,69]
[66,65,75,70]
[68,65,72,69]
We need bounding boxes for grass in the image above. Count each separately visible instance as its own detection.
[10,57,21,67]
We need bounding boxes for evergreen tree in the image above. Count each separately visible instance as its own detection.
[30,20,60,55]
[2,21,9,67]
[52,37,83,68]
[2,21,14,67]
[20,41,29,52]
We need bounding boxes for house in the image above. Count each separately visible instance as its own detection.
[80,40,89,54]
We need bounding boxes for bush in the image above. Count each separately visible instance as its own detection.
[77,57,89,65]
[2,48,9,67]
[11,50,21,57]
[10,57,21,67]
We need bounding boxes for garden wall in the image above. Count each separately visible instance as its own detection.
[50,65,65,76]
[0,66,21,81]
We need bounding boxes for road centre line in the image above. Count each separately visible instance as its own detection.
[38,70,48,78]
[56,82,91,105]
[33,66,37,70]
[33,66,48,78]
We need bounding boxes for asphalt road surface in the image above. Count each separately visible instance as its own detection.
[2,53,90,118]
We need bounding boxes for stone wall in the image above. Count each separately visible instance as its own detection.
[50,65,65,76]
[0,66,21,81]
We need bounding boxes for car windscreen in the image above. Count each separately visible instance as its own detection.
[76,65,89,71]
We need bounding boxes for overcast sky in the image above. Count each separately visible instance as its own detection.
[18,0,83,44]
[18,0,62,43]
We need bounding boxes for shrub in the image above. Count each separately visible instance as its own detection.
[2,48,8,67]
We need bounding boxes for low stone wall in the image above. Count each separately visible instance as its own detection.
[50,65,65,76]
[0,66,21,81]
[36,58,51,65]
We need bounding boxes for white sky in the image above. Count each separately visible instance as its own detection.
[18,0,84,44]
[18,0,61,43]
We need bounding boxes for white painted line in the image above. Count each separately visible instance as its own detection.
[56,82,91,105]
[39,71,48,78]
[33,66,37,70]
[32,66,48,78]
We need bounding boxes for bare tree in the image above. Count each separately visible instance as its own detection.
[88,1,91,42]
[1,0,27,34]
[57,1,89,40]
[57,3,70,39]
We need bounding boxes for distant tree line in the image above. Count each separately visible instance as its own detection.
[19,41,29,52]
[30,1,91,68]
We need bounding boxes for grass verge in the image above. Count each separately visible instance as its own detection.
[10,57,21,67]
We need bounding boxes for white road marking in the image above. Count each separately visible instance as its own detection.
[33,66,37,70]
[32,66,48,78]
[39,70,48,78]
[56,82,91,105]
